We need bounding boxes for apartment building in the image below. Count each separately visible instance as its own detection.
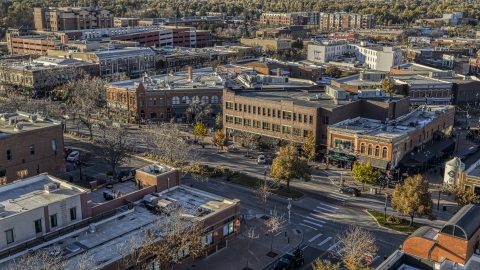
[319,12,375,31]
[0,112,65,185]
[259,12,319,26]
[327,104,455,171]
[34,7,113,31]
[113,18,139,27]
[307,41,402,71]
[240,38,291,51]
[243,58,322,81]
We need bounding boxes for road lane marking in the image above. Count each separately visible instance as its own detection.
[308,233,323,242]
[299,223,317,230]
[316,206,336,213]
[376,239,393,245]
[310,213,329,221]
[327,241,342,251]
[306,216,326,224]
[318,237,332,247]
[313,209,335,216]
[301,245,308,251]
[327,195,346,202]
[320,202,339,209]
[302,219,323,227]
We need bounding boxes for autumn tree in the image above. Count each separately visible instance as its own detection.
[391,174,434,226]
[303,131,317,163]
[270,145,311,192]
[381,77,396,94]
[312,259,341,270]
[193,122,207,142]
[211,129,227,149]
[324,65,342,78]
[264,209,287,256]
[332,225,377,270]
[351,162,380,191]
[453,186,479,208]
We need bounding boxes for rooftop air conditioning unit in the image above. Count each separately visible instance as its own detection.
[44,183,58,193]
[0,204,5,213]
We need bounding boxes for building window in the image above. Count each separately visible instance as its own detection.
[262,122,271,130]
[293,113,296,121]
[149,98,154,106]
[239,104,242,112]
[225,102,233,109]
[234,117,242,124]
[202,232,213,246]
[282,125,291,134]
[272,110,276,117]
[382,147,388,158]
[253,120,261,128]
[368,144,373,155]
[211,95,219,103]
[182,96,190,104]
[226,115,233,123]
[167,99,171,106]
[70,207,77,221]
[52,139,57,151]
[151,112,157,119]
[5,229,13,244]
[360,143,365,154]
[223,221,234,237]
[34,219,42,233]
[160,98,164,106]
[375,146,380,157]
[282,111,292,120]
[172,96,180,105]
[272,124,280,132]
[253,106,256,114]
[7,149,12,160]
[334,139,351,150]
[244,119,251,126]
[322,116,329,124]
[50,214,58,228]
[30,144,35,155]
[202,96,209,104]
[309,115,313,124]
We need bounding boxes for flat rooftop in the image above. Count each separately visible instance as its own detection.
[393,62,442,74]
[334,73,384,86]
[394,74,453,86]
[1,185,238,268]
[0,174,87,220]
[0,58,93,71]
[0,112,61,135]
[138,164,176,175]
[94,47,154,59]
[330,105,454,139]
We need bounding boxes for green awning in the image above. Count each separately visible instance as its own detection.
[328,151,355,162]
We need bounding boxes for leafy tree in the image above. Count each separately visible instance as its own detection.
[211,130,227,149]
[312,258,340,270]
[270,146,311,192]
[391,174,434,226]
[453,186,479,207]
[215,113,223,128]
[193,122,207,142]
[303,131,317,162]
[324,65,342,78]
[332,225,377,270]
[351,162,380,191]
[381,77,396,94]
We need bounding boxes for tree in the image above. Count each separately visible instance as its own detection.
[453,186,479,207]
[332,225,377,270]
[236,127,259,158]
[193,122,207,142]
[90,127,135,179]
[211,129,227,149]
[215,113,223,129]
[244,227,259,270]
[381,77,396,94]
[324,65,342,78]
[254,179,273,219]
[264,209,287,256]
[312,258,341,270]
[303,131,317,163]
[186,100,212,123]
[351,162,380,191]
[391,174,434,226]
[270,146,311,192]
[210,60,221,71]
[109,72,130,82]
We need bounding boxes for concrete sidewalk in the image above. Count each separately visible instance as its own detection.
[178,217,303,270]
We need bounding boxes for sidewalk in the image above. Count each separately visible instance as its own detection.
[178,217,303,270]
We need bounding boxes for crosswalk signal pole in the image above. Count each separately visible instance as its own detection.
[287,198,292,224]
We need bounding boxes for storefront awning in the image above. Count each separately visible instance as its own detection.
[328,151,355,163]
[357,156,391,170]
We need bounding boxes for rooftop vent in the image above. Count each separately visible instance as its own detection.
[14,123,23,131]
[0,204,5,213]
[44,183,58,193]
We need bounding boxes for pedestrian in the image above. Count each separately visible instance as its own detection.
[73,162,77,170]
[241,215,246,224]
[381,183,384,190]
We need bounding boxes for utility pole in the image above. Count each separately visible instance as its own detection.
[384,193,388,225]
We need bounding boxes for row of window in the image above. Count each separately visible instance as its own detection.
[225,102,314,124]
[5,140,57,161]
[226,116,312,137]
[128,95,220,106]
[5,207,76,245]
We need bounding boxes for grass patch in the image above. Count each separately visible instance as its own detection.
[367,210,425,235]
[231,175,304,199]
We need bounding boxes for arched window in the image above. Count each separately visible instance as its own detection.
[211,95,219,104]
[360,143,365,154]
[192,96,200,103]
[139,98,144,106]
[375,146,380,157]
[382,147,388,158]
[368,144,373,155]
[201,96,209,104]
[182,96,190,104]
[172,96,180,105]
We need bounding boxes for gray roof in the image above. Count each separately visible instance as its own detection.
[441,204,480,240]
[95,48,154,59]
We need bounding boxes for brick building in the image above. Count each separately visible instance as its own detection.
[113,18,139,27]
[377,205,480,269]
[318,12,375,31]
[327,104,455,172]
[259,12,319,26]
[242,59,322,81]
[255,26,309,39]
[0,112,65,185]
[34,7,114,31]
[240,38,291,52]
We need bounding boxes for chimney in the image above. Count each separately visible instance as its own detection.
[396,65,400,70]
[276,68,281,76]
[187,66,193,81]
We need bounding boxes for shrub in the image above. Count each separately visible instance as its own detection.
[219,166,229,173]
[386,214,401,224]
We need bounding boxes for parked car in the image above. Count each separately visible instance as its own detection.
[117,170,135,182]
[66,151,80,162]
[257,155,266,164]
[274,251,304,270]
[63,148,73,158]
[339,187,361,197]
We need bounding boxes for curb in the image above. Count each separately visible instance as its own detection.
[261,223,304,270]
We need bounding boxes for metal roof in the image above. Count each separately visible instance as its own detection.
[441,204,480,240]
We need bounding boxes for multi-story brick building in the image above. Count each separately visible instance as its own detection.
[34,7,114,31]
[113,18,139,27]
[0,112,65,185]
[242,59,322,81]
[319,12,374,31]
[327,104,455,172]
[256,26,310,39]
[240,38,291,52]
[259,12,319,26]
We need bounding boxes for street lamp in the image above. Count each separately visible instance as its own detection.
[437,186,442,210]
[384,193,389,225]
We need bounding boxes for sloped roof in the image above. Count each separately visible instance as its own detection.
[441,204,480,240]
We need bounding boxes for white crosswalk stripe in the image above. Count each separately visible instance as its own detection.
[327,195,346,201]
[336,246,346,255]
[320,202,339,209]
[302,219,323,227]
[299,223,317,230]
[316,206,336,213]
[313,209,335,216]
[308,233,323,242]
[318,236,332,247]
[306,215,327,224]
[327,240,342,251]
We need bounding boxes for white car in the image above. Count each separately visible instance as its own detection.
[257,155,266,164]
[66,151,80,162]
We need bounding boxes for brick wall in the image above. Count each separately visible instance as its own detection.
[0,125,64,184]
[91,186,156,216]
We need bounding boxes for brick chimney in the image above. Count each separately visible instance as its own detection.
[396,65,400,70]
[60,34,68,45]
[276,68,281,76]
[187,66,193,80]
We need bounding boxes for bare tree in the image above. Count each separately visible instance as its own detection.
[254,180,273,219]
[186,100,212,123]
[244,227,259,270]
[66,251,97,270]
[3,249,68,270]
[90,126,135,179]
[332,225,377,270]
[264,209,287,256]
[114,234,151,270]
[236,126,259,158]
[109,72,130,82]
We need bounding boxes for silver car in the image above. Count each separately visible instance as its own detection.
[257,155,266,164]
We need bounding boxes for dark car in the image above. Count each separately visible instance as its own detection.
[339,187,361,197]
[117,170,135,182]
[273,252,304,270]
